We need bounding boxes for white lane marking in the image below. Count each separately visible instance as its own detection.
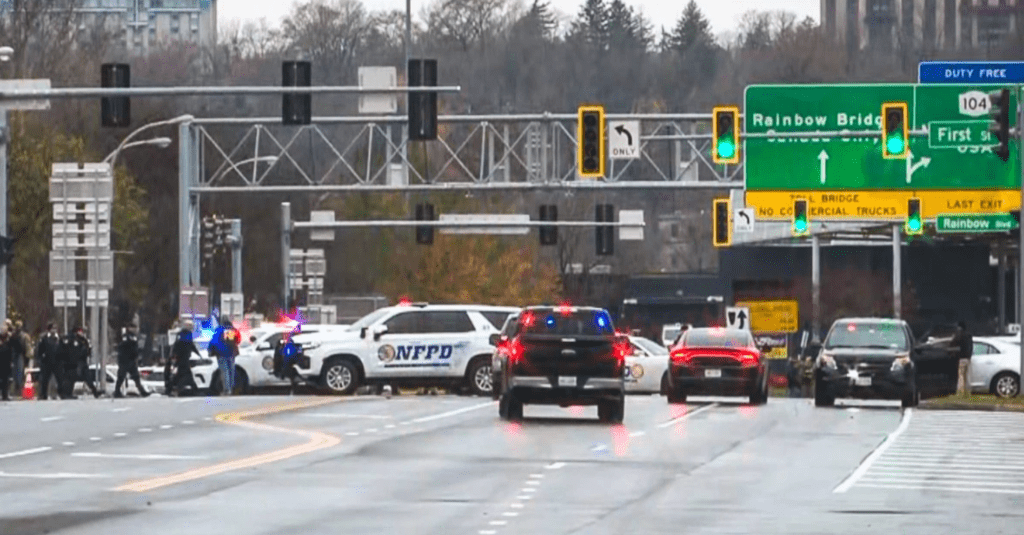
[856,483,1024,495]
[522,488,536,493]
[656,403,718,429]
[510,503,525,508]
[72,453,208,460]
[112,407,131,413]
[399,421,412,426]
[870,465,1023,475]
[345,432,360,436]
[502,512,519,517]
[0,472,110,479]
[409,401,494,424]
[159,425,173,430]
[863,473,1024,484]
[182,420,195,425]
[833,408,913,494]
[302,413,390,419]
[517,495,532,500]
[873,459,1024,470]
[526,480,540,486]
[529,474,544,479]
[89,437,102,442]
[62,442,75,447]
[629,431,645,438]
[40,416,64,422]
[591,444,608,452]
[366,428,378,433]
[489,520,507,526]
[0,447,52,459]
[203,417,212,421]
[545,462,566,470]
[479,531,497,535]
[138,428,153,433]
[176,399,203,404]
[881,452,1024,462]
[114,433,127,438]
[384,424,396,429]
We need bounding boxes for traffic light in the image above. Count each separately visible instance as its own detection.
[905,197,923,235]
[595,203,614,256]
[0,235,14,266]
[881,102,909,159]
[539,204,558,246]
[712,199,731,247]
[415,203,435,245]
[408,59,438,141]
[100,63,130,128]
[282,60,312,126]
[988,88,1011,163]
[202,217,215,260]
[792,199,810,236]
[712,106,740,165]
[578,105,606,178]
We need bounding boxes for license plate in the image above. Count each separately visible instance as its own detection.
[558,376,577,387]
[855,377,872,387]
[704,369,722,378]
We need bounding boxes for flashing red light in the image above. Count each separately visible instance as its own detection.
[398,297,412,307]
[521,311,536,327]
[670,349,693,364]
[613,338,632,360]
[504,337,525,364]
[847,324,857,331]
[557,301,573,316]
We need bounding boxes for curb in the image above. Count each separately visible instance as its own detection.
[917,402,1024,413]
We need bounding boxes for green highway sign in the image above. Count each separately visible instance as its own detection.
[743,84,1021,192]
[935,213,1020,233]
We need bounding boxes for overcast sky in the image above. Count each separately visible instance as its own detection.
[217,0,820,38]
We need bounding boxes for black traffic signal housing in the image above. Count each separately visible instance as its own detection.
[905,197,923,235]
[881,102,909,159]
[101,63,131,128]
[415,203,435,245]
[202,217,216,260]
[792,199,810,237]
[539,204,558,246]
[408,59,438,141]
[595,203,614,256]
[712,106,740,165]
[282,61,312,126]
[988,88,1011,162]
[0,235,14,266]
[578,105,606,178]
[712,199,731,247]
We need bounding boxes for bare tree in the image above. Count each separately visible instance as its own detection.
[283,0,374,79]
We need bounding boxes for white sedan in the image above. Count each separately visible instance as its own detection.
[624,336,670,394]
[970,336,1021,398]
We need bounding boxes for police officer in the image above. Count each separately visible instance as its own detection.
[0,331,12,401]
[169,323,201,396]
[62,325,102,399]
[35,323,62,400]
[114,322,150,398]
[273,325,307,395]
[210,316,240,395]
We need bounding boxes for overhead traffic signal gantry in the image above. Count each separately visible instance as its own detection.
[712,106,740,165]
[881,102,909,159]
[792,199,810,237]
[408,59,438,141]
[988,88,1011,163]
[539,204,558,246]
[577,105,606,178]
[282,60,312,126]
[905,197,923,235]
[712,198,731,247]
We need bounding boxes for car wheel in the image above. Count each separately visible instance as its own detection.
[234,368,250,395]
[320,359,359,396]
[666,390,686,404]
[599,397,625,423]
[660,373,670,396]
[465,358,493,397]
[901,377,919,408]
[208,373,222,397]
[813,379,834,407]
[992,372,1021,399]
[499,390,523,421]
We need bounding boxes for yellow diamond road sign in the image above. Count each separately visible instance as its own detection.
[735,300,799,333]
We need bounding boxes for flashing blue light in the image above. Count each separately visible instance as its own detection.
[596,315,608,328]
[283,343,297,358]
[546,316,555,327]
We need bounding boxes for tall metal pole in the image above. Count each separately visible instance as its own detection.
[998,244,1007,333]
[0,111,7,328]
[405,0,411,78]
[281,202,291,312]
[231,219,242,294]
[1018,83,1023,384]
[811,234,821,343]
[893,224,902,319]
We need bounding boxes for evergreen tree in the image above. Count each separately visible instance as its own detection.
[569,0,609,50]
[667,0,713,53]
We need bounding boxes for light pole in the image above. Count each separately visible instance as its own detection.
[0,45,12,333]
[208,156,278,184]
[102,137,171,164]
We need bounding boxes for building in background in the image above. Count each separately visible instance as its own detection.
[71,0,217,55]
[821,0,1022,54]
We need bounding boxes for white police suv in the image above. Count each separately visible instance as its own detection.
[297,303,520,396]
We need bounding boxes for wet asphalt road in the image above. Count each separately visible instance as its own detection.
[1,393,1021,535]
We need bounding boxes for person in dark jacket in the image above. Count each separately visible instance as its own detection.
[273,325,308,395]
[210,316,240,395]
[953,321,974,395]
[35,323,62,400]
[61,326,102,399]
[114,322,150,398]
[0,331,12,401]
[169,324,202,396]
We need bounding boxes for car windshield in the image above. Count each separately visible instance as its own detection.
[683,329,753,348]
[518,309,615,336]
[633,337,668,355]
[825,322,909,350]
[348,308,393,331]
[240,329,272,349]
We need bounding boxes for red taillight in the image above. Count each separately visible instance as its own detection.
[505,337,525,364]
[738,351,759,366]
[613,339,632,360]
[670,350,693,364]
[521,312,535,328]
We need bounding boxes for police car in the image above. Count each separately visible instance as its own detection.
[236,323,349,390]
[298,303,520,396]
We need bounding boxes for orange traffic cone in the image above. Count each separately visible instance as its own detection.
[22,374,35,400]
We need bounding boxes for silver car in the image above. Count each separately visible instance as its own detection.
[969,336,1021,398]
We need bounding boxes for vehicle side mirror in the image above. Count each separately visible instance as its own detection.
[249,335,257,343]
[489,334,501,346]
[372,324,388,341]
[759,344,771,354]
[360,327,368,339]
[257,343,271,351]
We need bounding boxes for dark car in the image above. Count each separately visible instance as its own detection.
[813,318,920,408]
[493,306,629,423]
[490,312,520,401]
[664,327,770,405]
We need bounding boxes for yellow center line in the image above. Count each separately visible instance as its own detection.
[115,397,346,493]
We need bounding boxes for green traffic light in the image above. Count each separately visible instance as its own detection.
[717,139,736,159]
[794,219,807,233]
[907,218,921,232]
[886,135,905,155]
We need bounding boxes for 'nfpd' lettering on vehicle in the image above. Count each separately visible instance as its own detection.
[387,344,458,367]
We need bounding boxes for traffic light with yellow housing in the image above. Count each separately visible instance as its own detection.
[712,198,731,247]
[578,105,606,178]
[712,106,740,165]
[793,199,810,237]
[881,102,909,159]
[905,197,922,235]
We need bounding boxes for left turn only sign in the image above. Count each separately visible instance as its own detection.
[609,120,640,160]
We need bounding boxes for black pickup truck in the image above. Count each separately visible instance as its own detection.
[492,306,629,423]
